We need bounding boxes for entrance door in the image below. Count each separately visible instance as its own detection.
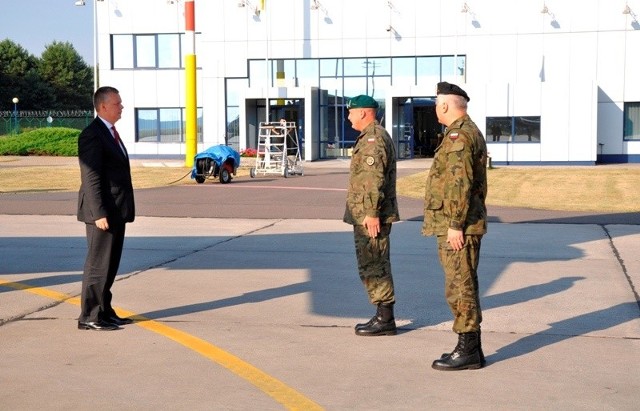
[246,99,304,149]
[394,97,439,158]
[413,102,439,157]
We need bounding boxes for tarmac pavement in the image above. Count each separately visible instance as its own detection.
[1,157,639,410]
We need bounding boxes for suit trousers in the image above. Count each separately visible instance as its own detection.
[79,222,126,322]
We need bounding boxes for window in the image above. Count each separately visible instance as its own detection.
[112,35,133,69]
[624,102,640,140]
[486,116,540,143]
[158,34,181,68]
[111,33,199,69]
[296,59,319,87]
[417,56,446,87]
[135,35,156,68]
[392,57,416,86]
[135,108,203,143]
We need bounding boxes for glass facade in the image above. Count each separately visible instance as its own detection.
[229,55,466,157]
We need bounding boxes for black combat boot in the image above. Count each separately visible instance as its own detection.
[440,329,485,367]
[355,303,397,336]
[432,332,482,371]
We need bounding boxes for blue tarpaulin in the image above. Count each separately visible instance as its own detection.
[191,145,241,179]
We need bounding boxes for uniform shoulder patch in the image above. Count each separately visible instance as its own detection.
[449,132,459,141]
[366,156,375,166]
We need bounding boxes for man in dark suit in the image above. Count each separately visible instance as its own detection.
[77,86,135,331]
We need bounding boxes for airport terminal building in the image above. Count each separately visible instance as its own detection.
[94,0,640,164]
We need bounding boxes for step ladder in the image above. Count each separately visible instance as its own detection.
[250,120,303,178]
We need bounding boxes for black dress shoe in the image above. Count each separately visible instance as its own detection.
[105,315,133,326]
[78,320,121,331]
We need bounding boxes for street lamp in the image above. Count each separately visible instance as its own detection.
[74,0,103,91]
[12,97,19,134]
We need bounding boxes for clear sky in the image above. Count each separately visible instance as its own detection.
[0,0,93,63]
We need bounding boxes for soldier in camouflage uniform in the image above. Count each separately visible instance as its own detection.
[343,95,400,336]
[423,82,488,370]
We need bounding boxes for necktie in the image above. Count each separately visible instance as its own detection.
[111,126,126,156]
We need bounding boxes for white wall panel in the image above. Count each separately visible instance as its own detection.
[316,39,344,57]
[510,144,541,162]
[597,102,624,154]
[623,30,640,101]
[414,1,442,37]
[389,35,416,57]
[540,81,570,161]
[568,82,598,161]
[568,33,598,84]
[596,32,626,101]
[484,36,518,84]
[513,83,541,115]
[596,0,631,32]
[540,34,571,85]
[484,83,511,116]
[626,141,640,155]
[515,34,544,84]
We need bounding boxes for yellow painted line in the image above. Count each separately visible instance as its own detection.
[0,280,324,411]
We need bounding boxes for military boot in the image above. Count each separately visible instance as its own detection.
[355,303,397,336]
[432,332,482,371]
[440,329,485,367]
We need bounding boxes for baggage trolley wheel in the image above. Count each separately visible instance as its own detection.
[219,162,233,184]
[195,158,210,184]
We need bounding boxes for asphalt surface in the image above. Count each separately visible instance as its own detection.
[1,156,639,410]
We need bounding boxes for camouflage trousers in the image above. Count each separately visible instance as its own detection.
[353,224,395,305]
[437,234,483,333]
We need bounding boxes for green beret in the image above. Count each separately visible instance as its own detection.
[347,95,379,109]
[436,82,470,102]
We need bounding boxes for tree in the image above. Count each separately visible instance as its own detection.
[0,39,39,110]
[39,41,93,110]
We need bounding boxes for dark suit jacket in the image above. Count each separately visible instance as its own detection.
[77,117,135,225]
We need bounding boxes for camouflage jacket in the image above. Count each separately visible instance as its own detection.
[422,114,488,236]
[343,121,400,225]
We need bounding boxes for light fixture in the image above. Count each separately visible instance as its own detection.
[540,3,554,17]
[623,3,638,20]
[238,0,260,17]
[75,0,104,91]
[459,2,480,27]
[540,2,558,26]
[311,0,328,15]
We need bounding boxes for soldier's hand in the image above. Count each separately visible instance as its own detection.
[363,216,380,238]
[447,228,464,251]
